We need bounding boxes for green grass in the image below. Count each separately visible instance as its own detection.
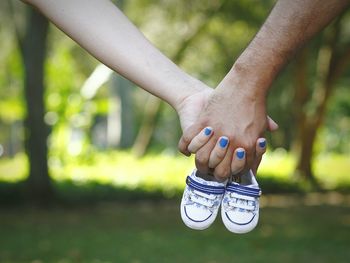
[1,152,349,262]
[0,201,350,263]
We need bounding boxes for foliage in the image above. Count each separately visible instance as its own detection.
[1,151,349,198]
[0,0,349,192]
[0,153,27,183]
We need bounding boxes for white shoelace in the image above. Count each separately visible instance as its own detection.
[227,192,256,211]
[189,189,217,208]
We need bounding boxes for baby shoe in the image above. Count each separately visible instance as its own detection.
[180,169,226,230]
[221,170,261,234]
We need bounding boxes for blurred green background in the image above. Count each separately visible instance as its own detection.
[0,0,349,262]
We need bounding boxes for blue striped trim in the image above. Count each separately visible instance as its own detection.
[226,186,260,196]
[186,176,225,195]
[226,183,260,193]
[226,182,261,198]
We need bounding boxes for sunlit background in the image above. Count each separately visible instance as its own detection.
[0,0,350,262]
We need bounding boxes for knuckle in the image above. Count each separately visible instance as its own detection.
[181,134,193,145]
[178,144,185,154]
[178,141,187,153]
[196,154,209,166]
[214,167,230,181]
[213,149,226,160]
[197,137,208,146]
[208,159,218,169]
[231,163,244,174]
[242,138,256,149]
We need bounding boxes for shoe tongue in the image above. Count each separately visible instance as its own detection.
[239,170,256,186]
[194,170,226,184]
[192,171,225,187]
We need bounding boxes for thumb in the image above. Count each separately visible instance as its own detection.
[178,124,203,157]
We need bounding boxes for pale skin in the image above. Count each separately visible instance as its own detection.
[179,0,350,181]
[23,0,276,176]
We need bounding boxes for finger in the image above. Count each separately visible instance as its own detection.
[178,124,203,156]
[252,138,267,175]
[256,138,267,156]
[208,136,229,168]
[267,116,279,132]
[230,148,246,175]
[244,143,256,173]
[213,146,235,182]
[187,127,213,153]
[195,138,217,174]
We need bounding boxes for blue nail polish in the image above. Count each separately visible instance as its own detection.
[259,140,266,148]
[204,127,212,136]
[237,150,245,159]
[219,137,228,148]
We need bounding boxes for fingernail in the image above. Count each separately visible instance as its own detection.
[237,150,245,159]
[259,139,266,148]
[204,127,212,136]
[219,137,228,148]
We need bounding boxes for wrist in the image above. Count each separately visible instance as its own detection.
[221,59,275,99]
[224,32,288,98]
[172,76,211,113]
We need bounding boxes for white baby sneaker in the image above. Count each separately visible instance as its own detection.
[180,169,226,230]
[221,170,261,234]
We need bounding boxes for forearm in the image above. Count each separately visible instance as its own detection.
[225,0,350,97]
[24,0,203,110]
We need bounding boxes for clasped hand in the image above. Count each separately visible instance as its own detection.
[177,74,278,181]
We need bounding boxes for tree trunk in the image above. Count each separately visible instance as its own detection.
[295,120,318,182]
[132,95,163,157]
[21,8,53,201]
[116,76,136,148]
[293,15,350,185]
[292,50,315,183]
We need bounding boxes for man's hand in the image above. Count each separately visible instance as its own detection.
[178,73,277,181]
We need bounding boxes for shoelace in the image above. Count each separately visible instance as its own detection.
[185,175,225,208]
[227,192,256,211]
[189,189,217,208]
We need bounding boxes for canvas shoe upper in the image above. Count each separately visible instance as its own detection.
[221,170,261,234]
[180,169,226,230]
